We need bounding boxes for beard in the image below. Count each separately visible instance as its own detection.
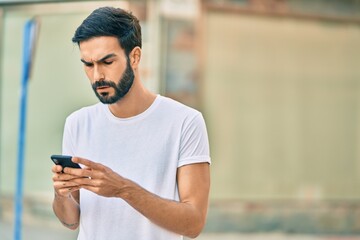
[92,59,134,104]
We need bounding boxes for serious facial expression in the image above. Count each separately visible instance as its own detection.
[79,36,134,104]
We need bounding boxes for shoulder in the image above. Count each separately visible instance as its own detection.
[157,95,201,119]
[65,103,103,124]
[155,96,206,133]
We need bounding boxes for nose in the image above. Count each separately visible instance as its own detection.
[93,65,105,82]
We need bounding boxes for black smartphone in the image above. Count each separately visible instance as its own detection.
[51,155,81,170]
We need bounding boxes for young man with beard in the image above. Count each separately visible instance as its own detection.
[51,7,211,240]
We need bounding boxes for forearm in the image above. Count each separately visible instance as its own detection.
[120,181,206,238]
[52,191,80,230]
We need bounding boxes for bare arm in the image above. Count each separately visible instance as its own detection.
[52,164,81,230]
[67,157,210,238]
[121,163,210,238]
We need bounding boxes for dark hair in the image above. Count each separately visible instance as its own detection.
[72,7,142,56]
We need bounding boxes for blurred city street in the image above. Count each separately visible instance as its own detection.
[1,0,360,239]
[1,219,360,240]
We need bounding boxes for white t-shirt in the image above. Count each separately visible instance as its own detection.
[62,95,211,240]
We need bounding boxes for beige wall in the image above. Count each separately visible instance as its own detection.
[0,1,159,198]
[0,2,133,196]
[203,12,360,200]
[2,1,360,204]
[0,9,95,196]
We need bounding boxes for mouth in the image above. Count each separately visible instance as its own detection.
[96,86,111,90]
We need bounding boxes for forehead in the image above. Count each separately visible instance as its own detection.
[79,36,125,60]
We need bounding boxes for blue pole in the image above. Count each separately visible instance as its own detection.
[14,19,37,240]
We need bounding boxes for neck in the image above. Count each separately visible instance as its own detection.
[107,77,156,118]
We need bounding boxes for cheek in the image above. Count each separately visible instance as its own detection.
[84,67,93,80]
[106,68,122,82]
[117,66,128,79]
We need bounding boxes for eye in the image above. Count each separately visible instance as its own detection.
[83,62,93,67]
[104,61,113,65]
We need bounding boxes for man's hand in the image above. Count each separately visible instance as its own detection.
[52,164,81,198]
[63,157,128,198]
[60,156,210,238]
[52,162,81,230]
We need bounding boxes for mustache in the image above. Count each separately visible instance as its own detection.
[92,80,117,89]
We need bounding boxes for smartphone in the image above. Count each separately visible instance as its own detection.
[51,155,81,170]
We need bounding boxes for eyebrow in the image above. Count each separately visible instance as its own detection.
[81,53,117,64]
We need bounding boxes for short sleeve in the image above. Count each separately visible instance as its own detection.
[178,113,211,167]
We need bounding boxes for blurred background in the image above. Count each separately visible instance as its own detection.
[0,0,360,239]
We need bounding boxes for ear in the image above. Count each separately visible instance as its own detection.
[129,47,141,70]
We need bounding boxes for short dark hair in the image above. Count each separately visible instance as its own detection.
[72,7,142,56]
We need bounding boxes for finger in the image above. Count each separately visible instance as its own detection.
[54,182,80,196]
[53,172,83,182]
[72,175,96,186]
[56,187,80,196]
[72,157,106,171]
[54,180,80,189]
[80,185,101,194]
[52,173,61,182]
[52,164,63,173]
[63,167,85,177]
[66,186,80,192]
[63,167,96,180]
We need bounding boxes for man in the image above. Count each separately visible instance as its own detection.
[52,7,210,240]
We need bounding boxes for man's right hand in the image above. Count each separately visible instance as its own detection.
[52,164,81,198]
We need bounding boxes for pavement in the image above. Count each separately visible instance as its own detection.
[195,233,360,240]
[1,219,77,240]
[1,219,360,240]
